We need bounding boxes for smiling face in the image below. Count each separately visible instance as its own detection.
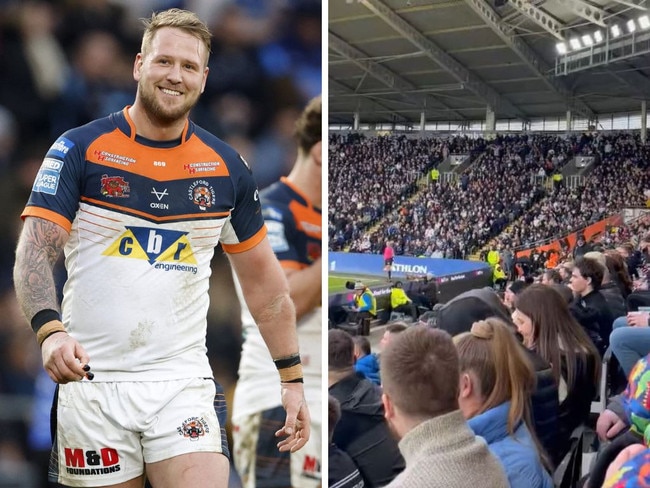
[133,26,209,127]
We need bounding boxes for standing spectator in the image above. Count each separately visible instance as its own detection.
[381,326,509,488]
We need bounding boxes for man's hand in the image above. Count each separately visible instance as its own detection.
[628,311,650,328]
[596,408,627,441]
[275,382,310,453]
[41,332,91,384]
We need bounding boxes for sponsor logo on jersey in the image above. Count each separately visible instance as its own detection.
[266,220,290,253]
[102,227,198,274]
[150,187,169,209]
[93,150,136,166]
[188,180,216,211]
[48,137,74,158]
[177,416,210,441]
[301,455,321,480]
[101,174,130,198]
[63,447,121,476]
[33,158,64,195]
[183,161,220,174]
[307,242,321,262]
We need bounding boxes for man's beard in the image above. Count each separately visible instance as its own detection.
[138,81,198,126]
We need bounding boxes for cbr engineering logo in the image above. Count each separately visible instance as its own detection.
[102,226,198,274]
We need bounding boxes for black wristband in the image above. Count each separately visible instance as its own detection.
[273,354,301,370]
[31,309,61,333]
[283,377,304,383]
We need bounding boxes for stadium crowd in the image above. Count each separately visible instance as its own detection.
[328,132,649,259]
[329,225,650,487]
[0,1,320,487]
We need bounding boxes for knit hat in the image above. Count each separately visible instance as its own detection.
[354,282,365,290]
[602,447,650,487]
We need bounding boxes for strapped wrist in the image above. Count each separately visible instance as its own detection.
[273,353,304,383]
[35,320,67,347]
[31,309,61,333]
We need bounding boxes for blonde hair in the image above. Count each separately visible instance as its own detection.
[141,9,212,65]
[454,318,535,435]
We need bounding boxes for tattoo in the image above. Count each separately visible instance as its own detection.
[13,217,67,321]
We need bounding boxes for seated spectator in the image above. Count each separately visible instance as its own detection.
[569,257,613,352]
[379,322,408,353]
[605,249,634,299]
[602,444,650,488]
[454,318,553,487]
[328,329,404,486]
[610,310,650,376]
[353,336,380,385]
[381,326,509,487]
[503,280,530,313]
[513,284,600,465]
[328,395,365,488]
[434,286,560,461]
[540,269,562,286]
[389,281,417,320]
[347,282,377,335]
[585,251,627,320]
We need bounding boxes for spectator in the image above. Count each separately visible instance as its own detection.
[381,326,509,487]
[513,284,600,464]
[328,395,365,488]
[454,318,553,487]
[378,322,408,353]
[569,257,614,351]
[353,336,380,386]
[389,281,417,321]
[328,329,404,486]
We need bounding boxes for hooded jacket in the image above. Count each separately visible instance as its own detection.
[329,373,405,487]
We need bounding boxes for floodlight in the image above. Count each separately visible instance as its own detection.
[556,42,567,54]
[569,38,582,50]
[582,34,593,46]
[639,15,650,29]
[593,30,603,43]
[627,19,637,33]
[611,24,621,38]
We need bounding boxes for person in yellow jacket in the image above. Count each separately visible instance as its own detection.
[493,263,507,291]
[348,282,377,335]
[390,281,418,320]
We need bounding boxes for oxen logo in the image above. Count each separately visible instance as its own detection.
[177,417,210,441]
[101,175,130,198]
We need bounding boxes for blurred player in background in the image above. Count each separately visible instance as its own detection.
[13,9,309,488]
[232,95,322,487]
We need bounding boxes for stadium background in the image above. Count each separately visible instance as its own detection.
[0,1,320,486]
[328,0,650,299]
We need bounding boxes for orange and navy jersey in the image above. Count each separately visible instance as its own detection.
[261,177,321,269]
[233,177,321,420]
[22,107,265,381]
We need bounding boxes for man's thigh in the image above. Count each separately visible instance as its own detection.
[52,379,228,487]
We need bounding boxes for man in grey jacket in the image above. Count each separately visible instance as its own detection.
[380,326,509,487]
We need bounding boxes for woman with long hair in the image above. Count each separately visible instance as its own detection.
[454,318,553,488]
[604,249,634,298]
[513,283,601,464]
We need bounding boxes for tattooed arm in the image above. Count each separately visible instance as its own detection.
[13,216,90,383]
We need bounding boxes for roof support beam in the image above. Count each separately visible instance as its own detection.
[464,0,596,119]
[508,0,565,40]
[608,0,646,9]
[358,0,528,119]
[607,63,650,100]
[559,0,608,27]
[329,32,466,120]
